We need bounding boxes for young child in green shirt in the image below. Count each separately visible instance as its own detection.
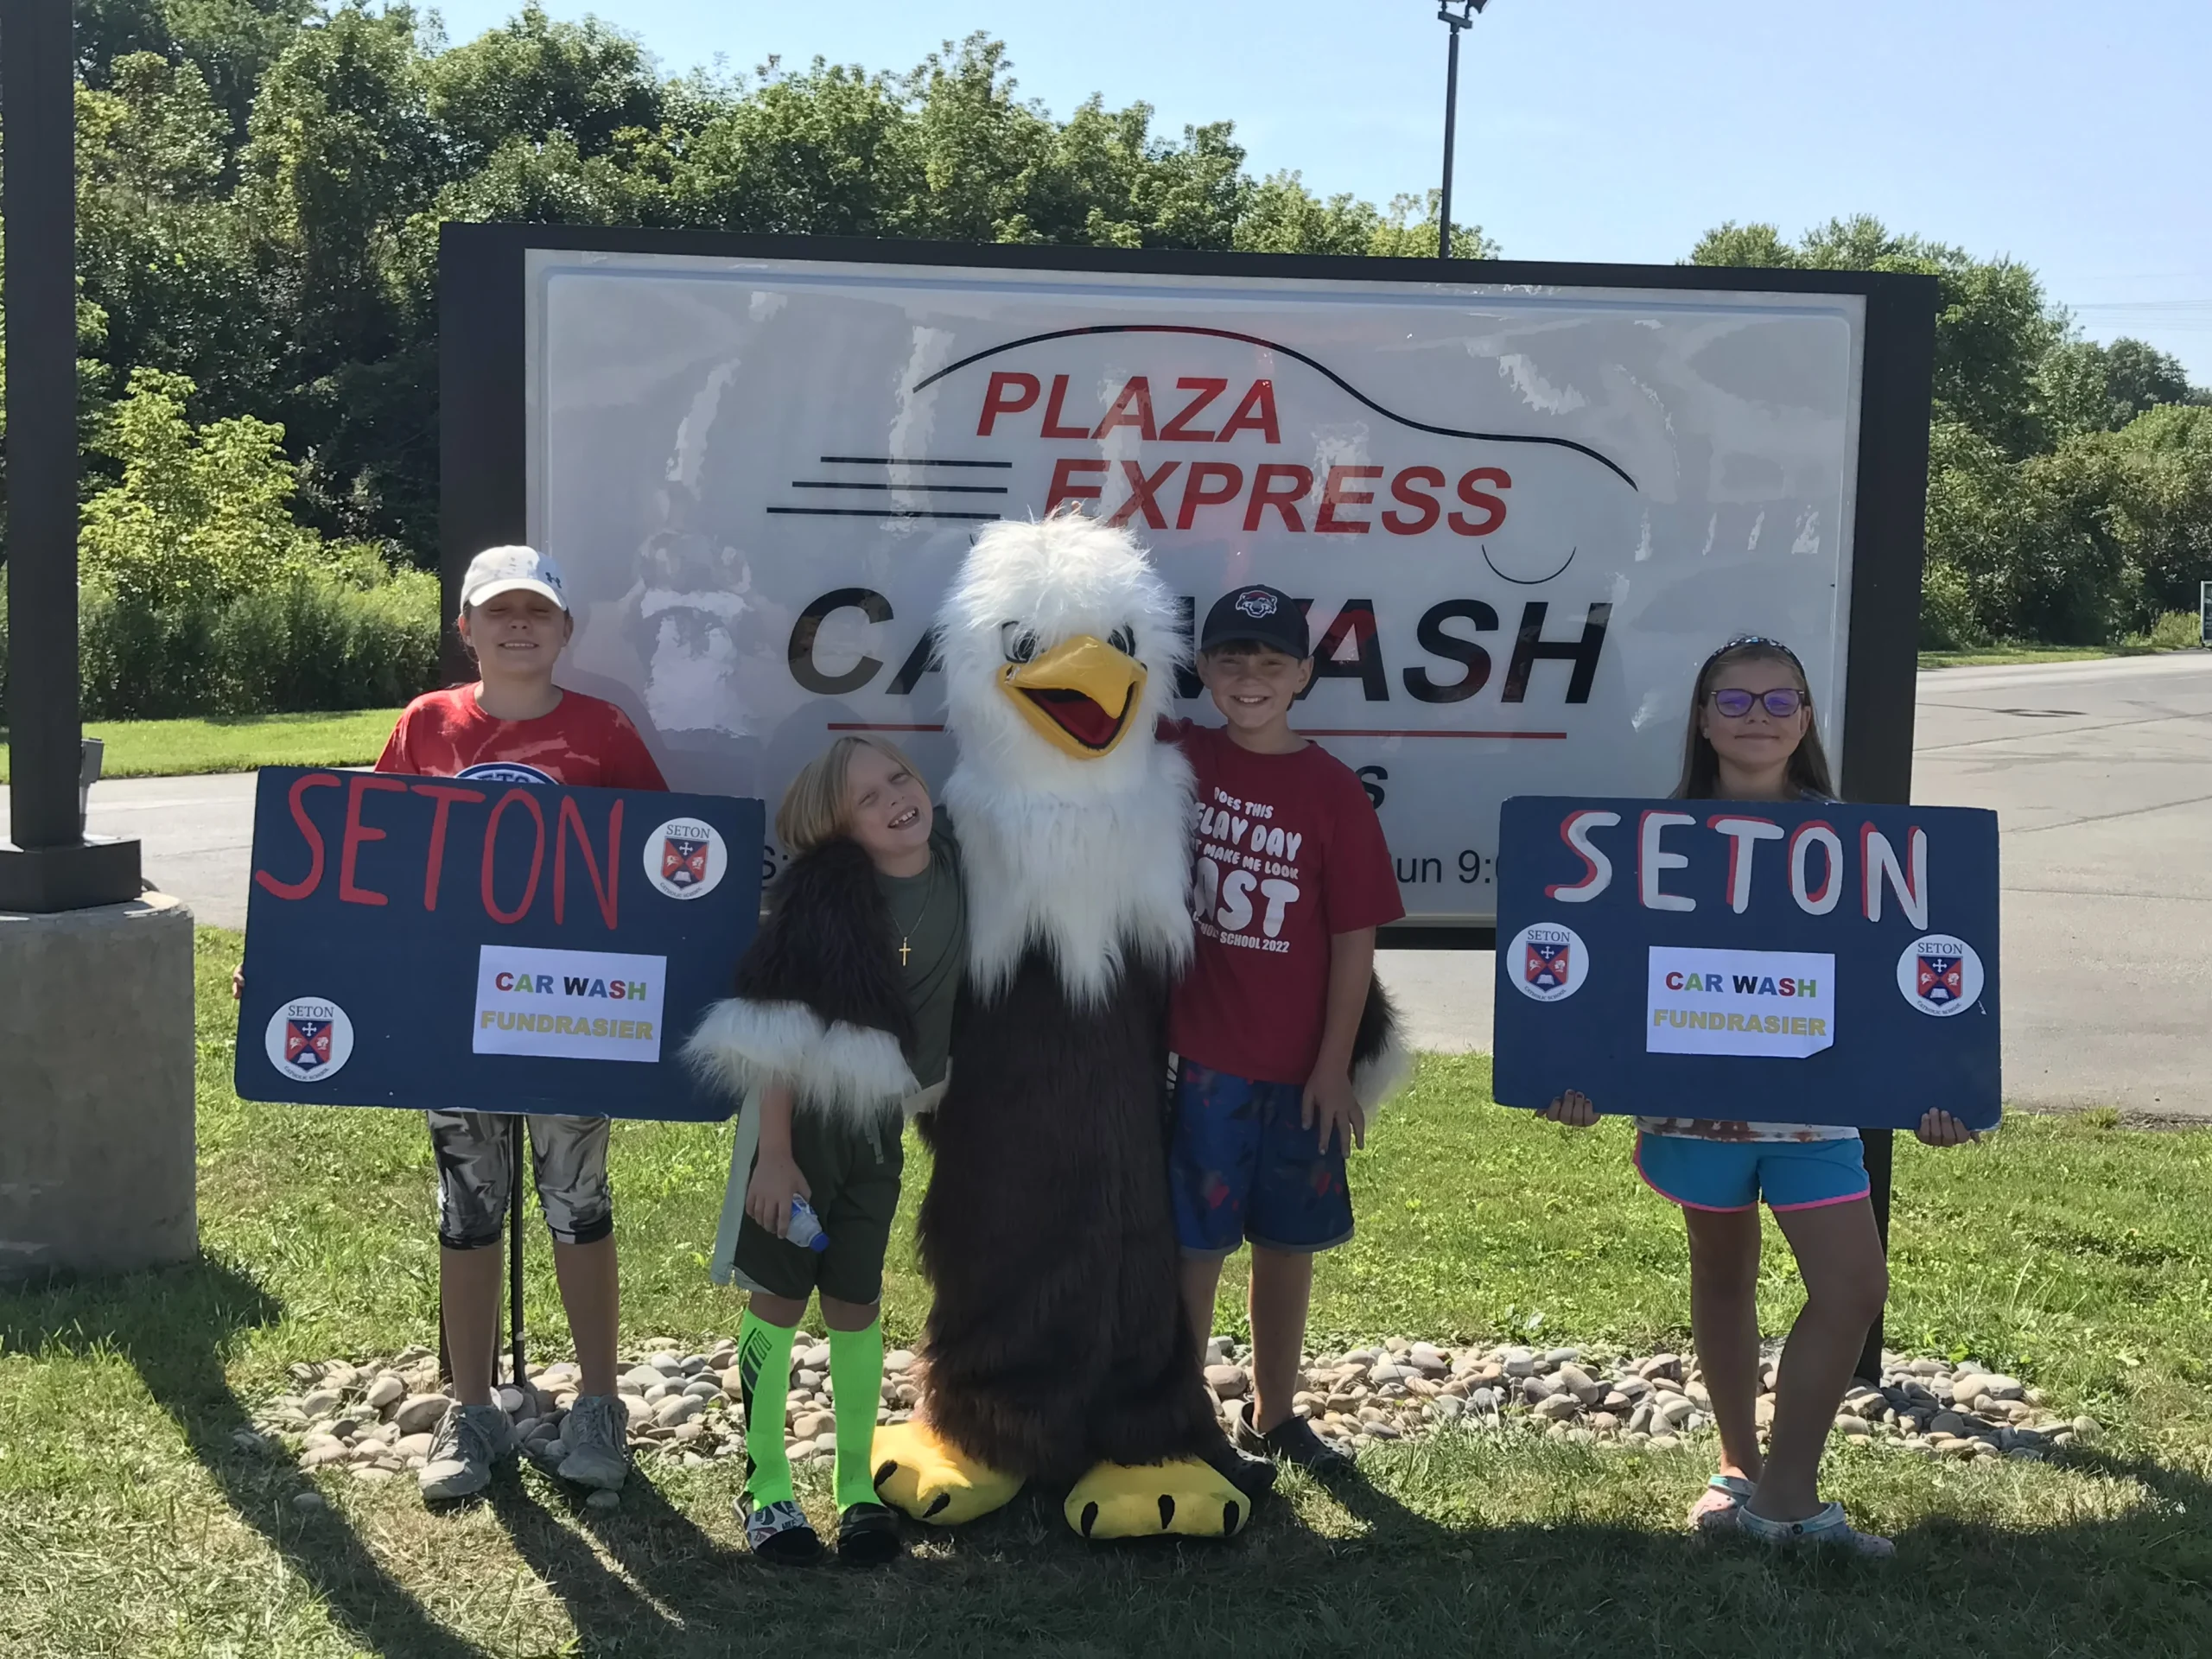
[686,735,963,1565]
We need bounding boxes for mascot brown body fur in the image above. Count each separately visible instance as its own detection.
[917,952,1217,1482]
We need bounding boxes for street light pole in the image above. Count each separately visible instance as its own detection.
[1435,1,1487,261]
[0,0,140,911]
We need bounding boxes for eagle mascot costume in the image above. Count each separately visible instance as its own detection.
[868,512,1406,1541]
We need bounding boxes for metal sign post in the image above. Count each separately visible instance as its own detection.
[0,0,142,912]
[1433,1,1489,260]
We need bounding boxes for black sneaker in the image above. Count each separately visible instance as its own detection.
[836,1501,902,1566]
[1231,1401,1355,1473]
[740,1496,822,1564]
[1198,1428,1279,1503]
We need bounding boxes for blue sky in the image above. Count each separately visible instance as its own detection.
[429,0,2211,379]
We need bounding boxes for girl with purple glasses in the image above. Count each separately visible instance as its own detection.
[1540,636,1976,1557]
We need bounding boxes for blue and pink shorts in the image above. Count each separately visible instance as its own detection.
[1634,1131,1869,1214]
[1168,1059,1355,1256]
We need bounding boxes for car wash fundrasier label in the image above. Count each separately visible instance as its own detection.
[1491,796,2000,1131]
[234,767,761,1120]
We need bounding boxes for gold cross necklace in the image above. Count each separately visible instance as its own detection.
[890,875,934,969]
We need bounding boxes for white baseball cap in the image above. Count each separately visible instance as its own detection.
[461,544,569,612]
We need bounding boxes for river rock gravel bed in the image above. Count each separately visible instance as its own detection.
[245,1336,2099,1486]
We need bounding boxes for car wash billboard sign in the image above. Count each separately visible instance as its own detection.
[441,229,1937,930]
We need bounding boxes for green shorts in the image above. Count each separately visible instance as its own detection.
[728,1109,903,1306]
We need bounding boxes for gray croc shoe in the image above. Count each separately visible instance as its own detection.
[1737,1499,1895,1558]
[1689,1473,1758,1533]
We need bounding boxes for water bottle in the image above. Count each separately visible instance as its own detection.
[787,1196,830,1254]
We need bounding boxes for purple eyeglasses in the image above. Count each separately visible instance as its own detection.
[1709,687,1807,719]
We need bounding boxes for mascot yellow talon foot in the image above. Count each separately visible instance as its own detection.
[871,1421,1021,1526]
[1065,1459,1249,1541]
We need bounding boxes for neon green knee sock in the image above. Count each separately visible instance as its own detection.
[737,1307,798,1507]
[828,1319,885,1512]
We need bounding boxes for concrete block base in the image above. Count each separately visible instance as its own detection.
[2,893,197,1281]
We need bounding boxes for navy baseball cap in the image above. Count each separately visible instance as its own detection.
[1199,584,1310,659]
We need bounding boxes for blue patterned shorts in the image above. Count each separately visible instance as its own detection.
[1168,1059,1355,1257]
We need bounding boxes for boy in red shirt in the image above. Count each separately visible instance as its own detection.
[1162,584,1405,1471]
[384,545,667,1500]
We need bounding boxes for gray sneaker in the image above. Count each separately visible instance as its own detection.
[418,1402,512,1501]
[557,1394,631,1491]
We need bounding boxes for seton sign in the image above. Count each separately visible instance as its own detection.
[1491,796,2001,1132]
[441,231,1936,928]
[235,767,761,1120]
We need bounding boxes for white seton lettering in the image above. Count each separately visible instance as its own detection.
[1258,877,1300,938]
[1217,868,1256,931]
[1861,825,1929,929]
[1708,815,1785,914]
[1789,822,1845,915]
[1638,810,1697,912]
[1547,809,1619,903]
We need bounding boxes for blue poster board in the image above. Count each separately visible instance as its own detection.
[1492,796,2000,1131]
[235,767,762,1121]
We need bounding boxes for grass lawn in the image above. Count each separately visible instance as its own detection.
[3,930,2209,1656]
[0,709,402,784]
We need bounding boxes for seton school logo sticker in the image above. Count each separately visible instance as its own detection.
[264,997,354,1082]
[1896,933,1985,1017]
[643,817,727,901]
[1509,924,1588,1003]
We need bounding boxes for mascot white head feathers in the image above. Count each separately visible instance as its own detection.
[938,511,1195,1006]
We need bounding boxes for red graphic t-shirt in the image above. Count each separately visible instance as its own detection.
[375,686,668,790]
[1164,721,1405,1086]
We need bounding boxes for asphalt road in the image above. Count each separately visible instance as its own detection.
[9,653,2209,1116]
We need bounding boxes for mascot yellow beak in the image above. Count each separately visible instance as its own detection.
[999,635,1147,760]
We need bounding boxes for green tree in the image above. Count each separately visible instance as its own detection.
[78,365,317,605]
[1691,213,2062,457]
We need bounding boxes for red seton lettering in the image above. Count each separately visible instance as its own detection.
[976,371,1039,436]
[253,772,343,901]
[556,796,624,928]
[1448,467,1511,537]
[413,782,486,910]
[1091,377,1159,441]
[1316,466,1383,534]
[481,788,548,925]
[1176,461,1243,529]
[339,774,409,906]
[1046,456,1108,512]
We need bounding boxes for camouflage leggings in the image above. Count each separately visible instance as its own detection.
[428,1112,613,1250]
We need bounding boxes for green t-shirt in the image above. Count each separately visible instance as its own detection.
[876,822,965,1089]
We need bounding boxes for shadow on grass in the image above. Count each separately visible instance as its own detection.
[0,1250,493,1659]
[10,1253,2212,1656]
